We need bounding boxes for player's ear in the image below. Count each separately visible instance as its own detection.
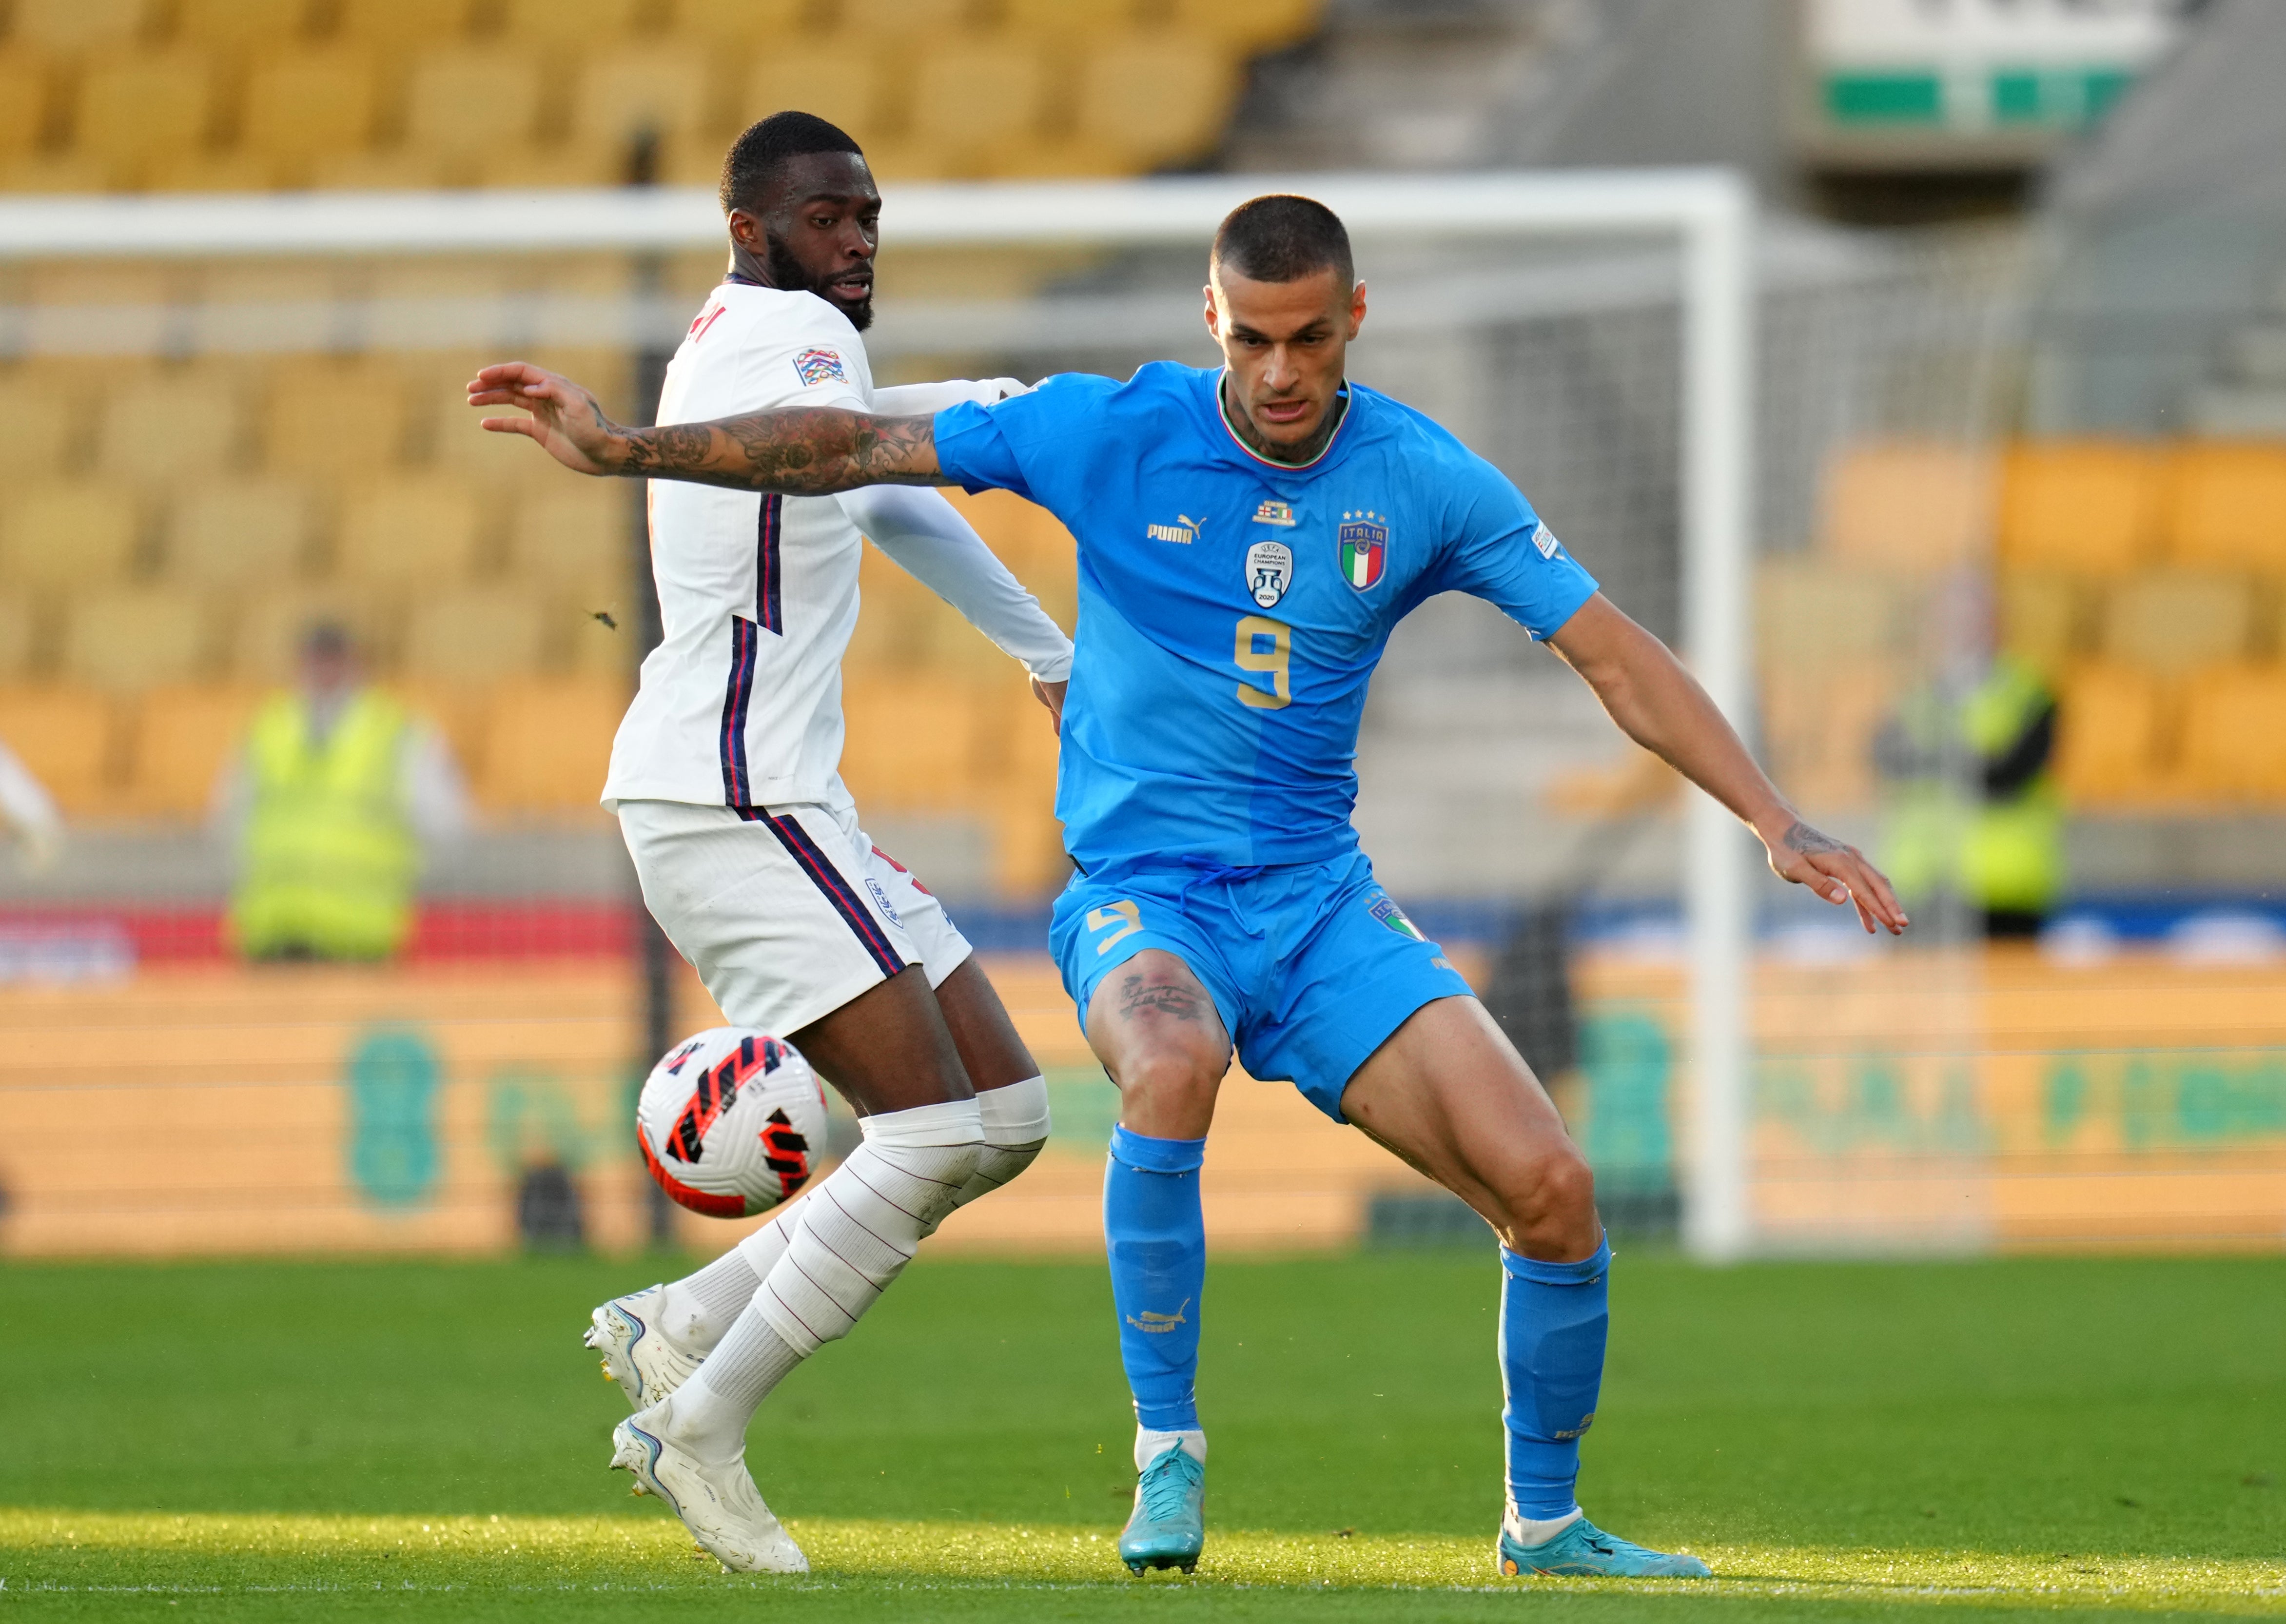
[727,208,764,253]
[1202,283,1221,340]
[1348,280,1367,339]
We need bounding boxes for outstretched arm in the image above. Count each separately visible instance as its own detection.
[467,361,946,493]
[1548,593,1908,936]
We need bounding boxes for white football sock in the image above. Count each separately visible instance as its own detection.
[1504,1504,1584,1545]
[664,1097,981,1458]
[672,1083,1047,1360]
[935,1074,1051,1228]
[1135,1426,1207,1471]
[658,1246,763,1352]
[756,1096,981,1354]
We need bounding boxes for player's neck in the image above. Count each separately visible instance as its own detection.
[1219,373,1348,467]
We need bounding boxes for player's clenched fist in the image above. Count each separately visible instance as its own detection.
[468,361,626,475]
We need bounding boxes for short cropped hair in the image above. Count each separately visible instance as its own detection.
[719,111,865,216]
[1211,195,1354,289]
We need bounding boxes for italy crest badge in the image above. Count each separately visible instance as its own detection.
[1338,511,1387,591]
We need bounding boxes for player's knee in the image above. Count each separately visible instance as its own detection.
[1113,1045,1223,1135]
[1497,1143,1597,1251]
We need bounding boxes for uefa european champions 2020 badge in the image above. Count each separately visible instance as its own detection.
[1246,538,1293,608]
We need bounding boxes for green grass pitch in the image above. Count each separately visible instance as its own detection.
[3,1248,2281,1620]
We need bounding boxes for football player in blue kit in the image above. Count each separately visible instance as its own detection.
[470,194,1907,1583]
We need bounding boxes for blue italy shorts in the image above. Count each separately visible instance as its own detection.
[1049,849,1474,1123]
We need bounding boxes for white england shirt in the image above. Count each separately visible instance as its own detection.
[603,282,1056,810]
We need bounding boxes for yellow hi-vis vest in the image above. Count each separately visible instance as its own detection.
[1879,655,2064,916]
[230,689,418,960]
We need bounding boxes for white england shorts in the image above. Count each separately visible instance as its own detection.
[616,798,974,1039]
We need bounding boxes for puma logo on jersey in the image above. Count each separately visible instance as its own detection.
[1126,1298,1191,1334]
[1147,516,1202,545]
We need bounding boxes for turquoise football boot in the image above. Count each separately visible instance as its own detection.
[1117,1445,1205,1575]
[1496,1512,1712,1579]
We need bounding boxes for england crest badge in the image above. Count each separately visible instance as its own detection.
[1338,510,1388,591]
[1245,538,1293,608]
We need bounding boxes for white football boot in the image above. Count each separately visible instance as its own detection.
[611,1402,808,1574]
[584,1285,703,1410]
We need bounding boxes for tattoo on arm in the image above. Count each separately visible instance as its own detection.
[1782,820,1851,859]
[619,408,940,494]
[1116,973,1204,1024]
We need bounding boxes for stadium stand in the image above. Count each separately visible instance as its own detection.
[0,0,1312,851]
[1759,435,2286,815]
[0,0,1323,192]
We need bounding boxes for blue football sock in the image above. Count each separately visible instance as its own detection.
[1499,1236,1612,1519]
[1104,1124,1207,1433]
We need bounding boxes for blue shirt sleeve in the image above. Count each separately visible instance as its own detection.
[931,373,1116,509]
[1426,454,1599,639]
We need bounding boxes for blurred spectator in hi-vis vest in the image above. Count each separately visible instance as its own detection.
[215,622,468,961]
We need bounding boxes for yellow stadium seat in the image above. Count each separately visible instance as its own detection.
[2164,442,2286,577]
[1001,0,1138,28]
[166,479,313,589]
[0,373,80,479]
[0,595,36,682]
[507,483,627,592]
[733,49,883,147]
[173,0,317,54]
[567,44,714,152]
[231,587,391,682]
[1998,441,2163,577]
[0,151,113,191]
[402,587,547,683]
[121,682,260,817]
[907,39,1049,174]
[1755,559,1905,673]
[331,0,478,52]
[59,587,213,692]
[70,49,216,183]
[143,150,282,191]
[96,369,246,484]
[664,0,807,44]
[1760,662,1895,813]
[263,358,410,476]
[840,673,984,811]
[834,0,976,35]
[1072,32,1240,171]
[2099,569,2256,675]
[1168,0,1323,48]
[1816,440,1990,574]
[402,45,546,157]
[237,47,379,173]
[2054,663,2166,804]
[497,0,649,45]
[335,475,486,587]
[1996,570,2087,674]
[7,0,153,52]
[473,675,626,814]
[0,485,142,591]
[0,686,119,815]
[2177,664,2286,802]
[0,53,49,160]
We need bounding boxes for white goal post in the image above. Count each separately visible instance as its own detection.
[0,170,1757,1262]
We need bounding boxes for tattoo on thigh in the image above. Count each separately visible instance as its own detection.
[1117,973,1202,1023]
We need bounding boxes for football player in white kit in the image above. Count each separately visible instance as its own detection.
[565,114,1069,1572]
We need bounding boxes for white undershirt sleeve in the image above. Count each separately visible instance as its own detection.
[869,377,1031,416]
[838,484,1074,683]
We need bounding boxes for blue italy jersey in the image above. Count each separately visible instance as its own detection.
[933,362,1598,871]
